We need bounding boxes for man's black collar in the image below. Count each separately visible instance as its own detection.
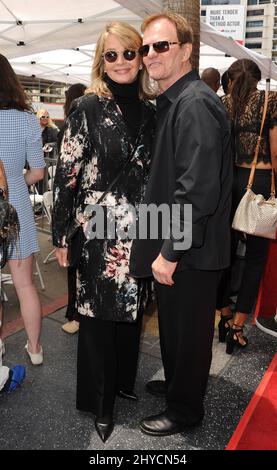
[158,69,200,104]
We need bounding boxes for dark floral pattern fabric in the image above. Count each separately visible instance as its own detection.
[52,94,155,322]
[222,90,277,165]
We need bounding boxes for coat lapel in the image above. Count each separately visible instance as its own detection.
[139,101,155,139]
[102,97,155,157]
[102,98,130,146]
[131,101,155,160]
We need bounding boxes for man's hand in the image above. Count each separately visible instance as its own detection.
[55,247,69,268]
[151,254,177,286]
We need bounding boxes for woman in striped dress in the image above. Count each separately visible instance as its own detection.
[0,54,45,365]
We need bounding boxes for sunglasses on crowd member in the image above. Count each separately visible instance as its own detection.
[40,115,49,119]
[138,41,184,57]
[102,49,138,63]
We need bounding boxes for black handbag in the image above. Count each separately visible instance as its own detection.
[0,161,20,268]
[66,138,140,268]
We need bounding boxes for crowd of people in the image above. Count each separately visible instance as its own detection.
[0,10,276,442]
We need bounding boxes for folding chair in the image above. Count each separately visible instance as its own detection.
[47,164,56,190]
[42,191,56,264]
[29,184,44,211]
[34,255,45,290]
[1,255,45,297]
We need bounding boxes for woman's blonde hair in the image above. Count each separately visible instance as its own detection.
[87,21,156,100]
[36,108,58,129]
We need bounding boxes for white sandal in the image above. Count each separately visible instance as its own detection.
[25,342,43,365]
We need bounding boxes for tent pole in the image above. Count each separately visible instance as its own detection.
[266,78,271,91]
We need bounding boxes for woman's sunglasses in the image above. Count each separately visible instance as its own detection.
[102,49,138,63]
[40,116,49,119]
[138,41,184,57]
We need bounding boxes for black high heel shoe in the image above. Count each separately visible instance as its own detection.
[218,313,233,342]
[226,324,248,355]
[95,416,114,443]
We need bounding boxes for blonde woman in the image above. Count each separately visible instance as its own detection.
[52,22,155,442]
[36,109,58,193]
[36,108,58,147]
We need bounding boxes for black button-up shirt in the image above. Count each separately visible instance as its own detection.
[130,69,233,277]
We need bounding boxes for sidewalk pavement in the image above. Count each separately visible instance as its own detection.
[0,307,275,450]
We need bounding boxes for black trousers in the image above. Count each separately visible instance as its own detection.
[65,266,79,321]
[76,311,143,418]
[217,167,273,313]
[155,269,221,424]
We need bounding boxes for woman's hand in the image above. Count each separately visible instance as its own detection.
[24,168,44,186]
[55,247,69,267]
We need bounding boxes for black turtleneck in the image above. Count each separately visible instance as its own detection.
[104,74,142,143]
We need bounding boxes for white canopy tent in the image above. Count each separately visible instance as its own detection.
[1,0,143,84]
[1,0,277,87]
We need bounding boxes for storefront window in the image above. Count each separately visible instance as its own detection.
[202,1,240,5]
[246,20,263,27]
[245,31,263,38]
[245,42,262,48]
[247,9,264,15]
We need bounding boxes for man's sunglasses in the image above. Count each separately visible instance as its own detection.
[102,49,138,63]
[138,41,184,57]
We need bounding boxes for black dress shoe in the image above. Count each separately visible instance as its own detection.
[145,380,167,396]
[117,390,138,401]
[140,411,202,437]
[95,417,114,443]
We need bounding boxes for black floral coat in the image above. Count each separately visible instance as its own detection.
[52,94,155,322]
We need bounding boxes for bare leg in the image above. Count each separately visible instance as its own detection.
[221,305,233,327]
[8,256,42,354]
[233,312,248,327]
[221,306,232,317]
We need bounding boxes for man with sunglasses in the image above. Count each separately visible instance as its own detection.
[130,12,233,436]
